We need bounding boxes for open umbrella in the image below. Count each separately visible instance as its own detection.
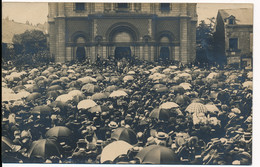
[46,90,60,100]
[135,145,179,164]
[92,92,109,100]
[31,105,53,115]
[177,73,192,80]
[45,126,72,141]
[55,94,73,103]
[88,105,110,113]
[205,104,220,114]
[149,108,170,121]
[185,103,207,114]
[106,85,119,92]
[243,81,253,90]
[78,76,97,84]
[170,85,185,94]
[68,90,84,97]
[110,77,121,84]
[12,85,26,93]
[100,140,132,163]
[96,75,105,82]
[247,71,253,79]
[123,75,134,82]
[109,90,128,98]
[174,94,191,107]
[49,101,69,113]
[25,92,41,102]
[77,99,97,110]
[111,127,137,145]
[179,83,192,90]
[28,139,61,159]
[159,102,179,109]
[66,81,81,89]
[25,84,40,93]
[81,83,100,94]
[47,85,63,92]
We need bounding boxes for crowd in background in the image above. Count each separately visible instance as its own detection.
[2,57,252,164]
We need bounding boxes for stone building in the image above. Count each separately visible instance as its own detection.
[215,8,253,68]
[48,3,197,63]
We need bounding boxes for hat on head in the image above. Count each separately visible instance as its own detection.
[156,132,168,140]
[108,121,118,129]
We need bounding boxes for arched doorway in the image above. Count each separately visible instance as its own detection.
[115,47,131,60]
[75,37,86,62]
[159,47,170,61]
[76,47,86,62]
[113,31,132,60]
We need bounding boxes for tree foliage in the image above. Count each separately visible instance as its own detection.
[196,17,216,66]
[12,30,47,54]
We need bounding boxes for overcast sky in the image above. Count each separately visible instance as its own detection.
[1,2,254,25]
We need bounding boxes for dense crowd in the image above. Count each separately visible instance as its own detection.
[2,57,252,164]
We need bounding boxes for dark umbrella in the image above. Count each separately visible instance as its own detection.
[46,90,60,100]
[12,85,26,93]
[45,126,72,141]
[135,145,179,164]
[31,105,53,115]
[170,85,185,94]
[50,79,64,86]
[149,108,170,121]
[25,92,41,102]
[111,127,138,145]
[88,105,110,113]
[49,101,69,113]
[28,139,61,159]
[217,91,230,105]
[174,94,191,107]
[47,85,63,91]
[66,80,81,89]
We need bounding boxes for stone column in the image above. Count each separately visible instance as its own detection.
[180,17,188,64]
[139,46,143,60]
[48,3,57,60]
[66,47,72,61]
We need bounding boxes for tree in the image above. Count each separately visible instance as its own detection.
[11,30,51,67]
[12,30,47,54]
[196,17,216,66]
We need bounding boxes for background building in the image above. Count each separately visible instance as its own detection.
[215,8,253,68]
[48,3,197,63]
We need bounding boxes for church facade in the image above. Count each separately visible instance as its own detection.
[48,3,197,63]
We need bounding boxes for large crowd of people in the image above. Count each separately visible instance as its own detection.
[2,57,252,164]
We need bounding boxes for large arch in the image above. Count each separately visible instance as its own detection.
[71,31,90,43]
[156,30,175,43]
[106,22,139,42]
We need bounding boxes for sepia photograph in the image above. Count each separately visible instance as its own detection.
[2,0,256,165]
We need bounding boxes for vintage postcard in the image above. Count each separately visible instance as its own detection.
[2,1,254,165]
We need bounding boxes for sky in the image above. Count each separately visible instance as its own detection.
[1,1,254,25]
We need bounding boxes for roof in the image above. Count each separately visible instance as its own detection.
[218,8,253,25]
[2,19,44,44]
